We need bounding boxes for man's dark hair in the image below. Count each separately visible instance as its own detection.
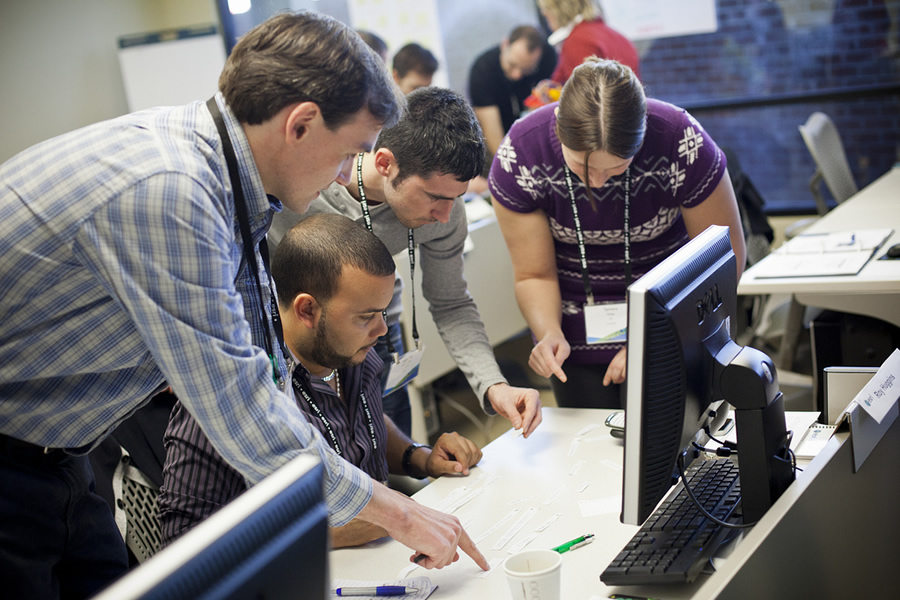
[391,43,439,78]
[356,29,388,62]
[219,11,403,130]
[508,25,545,53]
[272,214,396,308]
[374,87,485,183]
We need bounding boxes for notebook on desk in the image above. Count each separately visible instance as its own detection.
[750,228,893,278]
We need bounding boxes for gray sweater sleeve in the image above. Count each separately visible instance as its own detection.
[415,199,507,411]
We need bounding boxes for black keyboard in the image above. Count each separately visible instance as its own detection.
[601,458,743,585]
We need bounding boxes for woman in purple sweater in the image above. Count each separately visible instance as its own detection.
[489,58,746,408]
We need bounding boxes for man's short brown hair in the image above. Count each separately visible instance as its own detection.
[220,11,403,130]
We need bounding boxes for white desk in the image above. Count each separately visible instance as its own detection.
[738,166,900,329]
[330,408,654,598]
[330,407,900,598]
[393,212,528,442]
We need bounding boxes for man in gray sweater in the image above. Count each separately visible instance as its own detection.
[269,87,542,438]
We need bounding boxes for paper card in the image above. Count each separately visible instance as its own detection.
[578,496,621,517]
[850,349,900,423]
[584,302,627,344]
[702,411,820,452]
[383,346,425,395]
[794,424,836,459]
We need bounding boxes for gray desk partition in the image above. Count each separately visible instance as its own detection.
[697,415,900,598]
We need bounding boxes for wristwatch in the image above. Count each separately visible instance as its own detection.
[401,442,432,478]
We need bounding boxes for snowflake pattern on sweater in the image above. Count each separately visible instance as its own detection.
[488,99,726,364]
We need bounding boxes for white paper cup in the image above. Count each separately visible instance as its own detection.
[503,549,562,600]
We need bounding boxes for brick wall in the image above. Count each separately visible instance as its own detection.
[638,0,900,212]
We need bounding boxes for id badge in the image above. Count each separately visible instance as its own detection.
[384,345,425,396]
[584,302,627,344]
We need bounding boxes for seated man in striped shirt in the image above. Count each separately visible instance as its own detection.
[160,213,483,548]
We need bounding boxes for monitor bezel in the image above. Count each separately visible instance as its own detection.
[92,453,328,600]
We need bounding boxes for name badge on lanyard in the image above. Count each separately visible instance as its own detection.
[564,164,632,346]
[584,302,627,344]
[384,345,425,396]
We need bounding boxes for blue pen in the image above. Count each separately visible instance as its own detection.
[335,586,418,597]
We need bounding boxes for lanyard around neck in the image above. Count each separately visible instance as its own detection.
[206,97,282,384]
[563,164,632,305]
[356,153,420,352]
[291,369,378,456]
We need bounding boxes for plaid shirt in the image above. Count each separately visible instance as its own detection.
[0,94,371,525]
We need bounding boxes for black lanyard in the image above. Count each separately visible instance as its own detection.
[356,153,420,354]
[291,369,378,456]
[206,97,283,384]
[563,165,632,305]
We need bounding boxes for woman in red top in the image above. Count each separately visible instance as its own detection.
[539,0,640,84]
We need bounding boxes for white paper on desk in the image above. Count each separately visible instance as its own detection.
[332,576,437,599]
[703,411,820,452]
[849,348,900,423]
[752,251,873,278]
[785,412,822,451]
[794,424,836,459]
[578,496,621,517]
[781,229,891,253]
[750,228,893,278]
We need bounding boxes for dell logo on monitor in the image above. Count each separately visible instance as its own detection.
[696,284,723,323]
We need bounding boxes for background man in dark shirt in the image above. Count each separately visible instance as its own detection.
[468,25,557,159]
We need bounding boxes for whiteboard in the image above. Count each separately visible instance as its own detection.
[347,0,449,88]
[600,0,718,41]
[118,26,226,112]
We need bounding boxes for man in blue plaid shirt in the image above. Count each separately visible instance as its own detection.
[0,11,487,599]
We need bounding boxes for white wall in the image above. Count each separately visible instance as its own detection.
[0,0,547,163]
[0,0,215,162]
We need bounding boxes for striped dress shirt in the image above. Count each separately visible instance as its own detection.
[0,93,372,525]
[159,350,388,543]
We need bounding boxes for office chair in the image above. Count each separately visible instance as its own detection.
[763,113,859,396]
[785,112,858,240]
[111,445,163,563]
[799,111,859,212]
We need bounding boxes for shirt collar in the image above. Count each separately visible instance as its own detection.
[548,15,584,46]
[212,92,273,220]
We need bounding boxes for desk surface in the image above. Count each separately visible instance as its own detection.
[738,167,900,327]
[330,409,709,599]
[331,407,900,598]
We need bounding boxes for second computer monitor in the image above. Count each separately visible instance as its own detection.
[622,224,793,526]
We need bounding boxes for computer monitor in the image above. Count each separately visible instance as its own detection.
[93,454,329,600]
[622,225,794,526]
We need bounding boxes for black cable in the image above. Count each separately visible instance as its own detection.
[703,425,726,447]
[773,446,802,473]
[693,441,736,458]
[677,452,757,529]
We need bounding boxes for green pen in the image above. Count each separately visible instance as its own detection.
[551,533,595,553]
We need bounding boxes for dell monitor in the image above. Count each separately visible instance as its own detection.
[622,225,794,527]
[92,454,329,600]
